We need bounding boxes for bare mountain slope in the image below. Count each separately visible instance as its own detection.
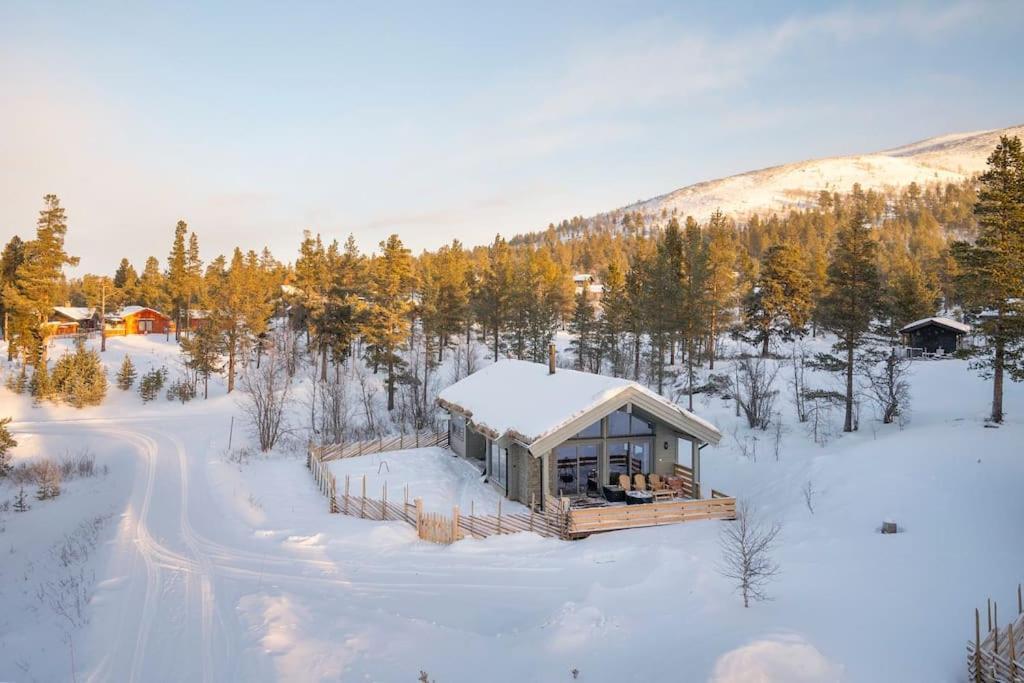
[619,123,1024,223]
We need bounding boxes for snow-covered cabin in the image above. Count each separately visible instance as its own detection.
[48,306,99,335]
[572,273,604,305]
[899,317,970,355]
[437,355,722,507]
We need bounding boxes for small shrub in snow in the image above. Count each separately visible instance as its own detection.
[116,355,137,390]
[859,348,912,426]
[4,363,28,394]
[802,480,816,514]
[139,367,167,402]
[35,460,61,500]
[166,377,196,403]
[13,487,31,512]
[719,502,781,608]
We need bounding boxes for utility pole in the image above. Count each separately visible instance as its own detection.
[100,279,107,352]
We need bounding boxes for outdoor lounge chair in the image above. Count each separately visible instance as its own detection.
[618,474,632,491]
[633,473,647,491]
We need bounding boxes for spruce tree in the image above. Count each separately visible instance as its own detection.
[180,321,223,398]
[599,261,628,376]
[703,211,738,369]
[1,235,25,349]
[117,355,137,390]
[29,360,53,403]
[744,243,814,356]
[137,256,168,310]
[817,194,881,432]
[473,235,513,361]
[952,135,1024,423]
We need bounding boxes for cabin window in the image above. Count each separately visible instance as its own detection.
[606,439,653,484]
[555,443,599,496]
[487,441,507,491]
[571,419,602,440]
[607,408,654,437]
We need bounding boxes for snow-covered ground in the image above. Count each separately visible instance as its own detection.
[1,332,1022,682]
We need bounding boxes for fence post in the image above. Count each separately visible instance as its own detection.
[497,499,502,535]
[382,481,387,521]
[330,474,338,513]
[975,608,982,683]
[452,505,460,542]
[344,475,350,515]
[1008,621,1016,680]
[1019,583,1022,615]
[470,500,475,537]
[415,498,423,537]
[530,493,535,532]
[361,475,367,519]
[994,602,999,656]
[416,431,420,447]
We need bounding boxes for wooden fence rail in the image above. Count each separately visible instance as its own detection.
[313,429,449,461]
[968,584,1024,683]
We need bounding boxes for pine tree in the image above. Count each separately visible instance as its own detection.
[680,218,709,405]
[51,340,107,407]
[474,235,513,361]
[952,135,1024,423]
[568,289,596,370]
[882,255,939,337]
[137,256,168,311]
[817,194,881,432]
[117,355,137,390]
[210,248,275,393]
[3,194,79,364]
[180,320,223,398]
[166,220,190,339]
[744,243,814,356]
[113,257,139,303]
[645,220,684,392]
[598,261,628,376]
[0,416,16,476]
[1,235,25,351]
[703,211,738,369]
[365,235,416,411]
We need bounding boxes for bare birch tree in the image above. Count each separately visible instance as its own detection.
[719,502,781,608]
[238,330,292,452]
[733,357,780,430]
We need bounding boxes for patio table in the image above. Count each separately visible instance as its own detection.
[625,490,653,505]
[602,485,626,503]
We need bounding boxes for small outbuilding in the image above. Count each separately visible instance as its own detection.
[437,354,722,508]
[899,316,970,356]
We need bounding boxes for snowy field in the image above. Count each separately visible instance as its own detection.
[0,332,1022,682]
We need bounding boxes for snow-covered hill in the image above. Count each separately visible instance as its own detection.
[618,123,1024,222]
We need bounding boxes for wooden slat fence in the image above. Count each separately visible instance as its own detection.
[314,429,449,461]
[968,584,1024,683]
[307,448,567,544]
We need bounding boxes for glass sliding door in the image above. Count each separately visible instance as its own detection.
[555,443,600,497]
[487,441,507,492]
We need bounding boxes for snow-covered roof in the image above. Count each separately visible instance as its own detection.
[437,360,721,454]
[572,273,594,282]
[118,305,167,318]
[899,316,971,334]
[52,306,95,321]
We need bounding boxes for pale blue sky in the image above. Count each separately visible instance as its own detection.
[1,1,1022,273]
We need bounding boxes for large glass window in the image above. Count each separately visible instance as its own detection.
[571,419,602,439]
[556,444,600,496]
[607,408,654,437]
[608,442,629,485]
